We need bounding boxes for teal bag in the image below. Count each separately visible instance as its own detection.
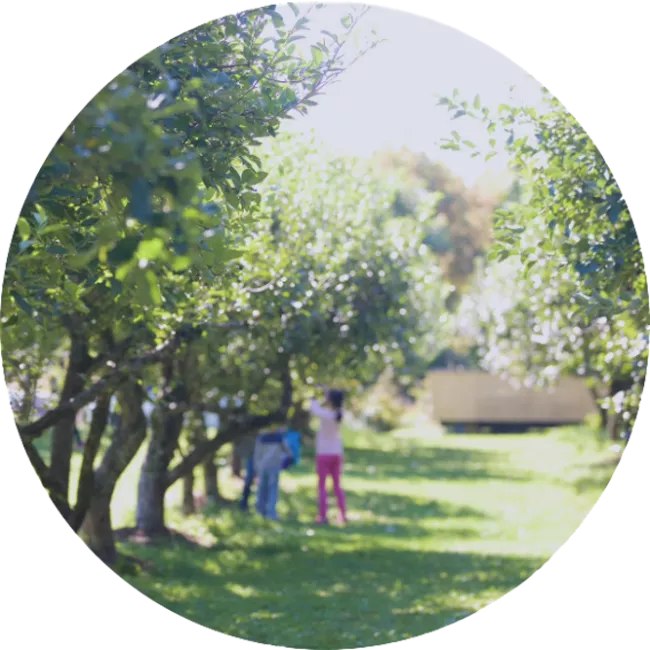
[282,430,302,469]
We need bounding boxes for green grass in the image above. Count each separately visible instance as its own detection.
[51,423,617,649]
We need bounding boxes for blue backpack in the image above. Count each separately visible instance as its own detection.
[282,430,302,469]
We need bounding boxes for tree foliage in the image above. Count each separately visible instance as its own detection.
[2,4,402,555]
[438,88,648,434]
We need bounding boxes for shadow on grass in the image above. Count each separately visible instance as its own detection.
[571,456,620,494]
[114,434,551,647]
[340,445,531,483]
[121,540,545,649]
[287,482,487,516]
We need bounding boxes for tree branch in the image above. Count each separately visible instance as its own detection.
[18,320,246,440]
[22,440,51,489]
[165,361,293,487]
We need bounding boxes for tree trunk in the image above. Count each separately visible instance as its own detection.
[608,377,633,441]
[231,447,242,479]
[136,355,189,537]
[50,333,92,519]
[71,391,111,532]
[182,470,195,515]
[136,464,169,537]
[607,412,620,441]
[203,454,220,504]
[80,381,147,565]
[80,494,116,565]
[588,387,608,431]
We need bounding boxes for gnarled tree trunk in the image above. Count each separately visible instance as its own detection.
[136,354,189,537]
[81,381,147,565]
[50,331,93,519]
[71,391,111,532]
[135,407,183,537]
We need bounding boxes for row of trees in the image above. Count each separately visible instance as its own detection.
[1,5,470,566]
[438,89,648,438]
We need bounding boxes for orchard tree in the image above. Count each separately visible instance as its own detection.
[438,88,648,436]
[2,3,379,561]
[132,133,448,536]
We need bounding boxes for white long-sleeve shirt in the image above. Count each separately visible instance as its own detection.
[310,399,343,456]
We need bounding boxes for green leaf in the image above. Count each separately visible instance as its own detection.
[172,256,191,272]
[138,238,165,261]
[267,10,285,29]
[219,248,245,263]
[451,131,460,142]
[145,270,162,305]
[606,200,624,225]
[503,224,525,234]
[321,30,339,42]
[462,140,476,148]
[223,190,240,209]
[288,2,300,16]
[38,224,68,236]
[473,94,481,109]
[341,15,353,29]
[33,204,48,227]
[311,46,324,64]
[16,217,31,240]
[152,99,198,119]
[242,168,258,185]
[11,292,32,315]
[108,236,141,264]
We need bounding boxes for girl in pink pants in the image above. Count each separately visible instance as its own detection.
[310,388,347,525]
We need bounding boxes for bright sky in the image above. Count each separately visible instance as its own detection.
[278,3,547,189]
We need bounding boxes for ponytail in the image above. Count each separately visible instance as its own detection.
[327,390,345,423]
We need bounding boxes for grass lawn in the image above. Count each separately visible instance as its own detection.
[37,423,621,648]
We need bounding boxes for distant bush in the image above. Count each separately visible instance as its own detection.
[411,372,441,425]
[351,369,409,432]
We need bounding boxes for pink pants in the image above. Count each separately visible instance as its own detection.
[316,454,346,522]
